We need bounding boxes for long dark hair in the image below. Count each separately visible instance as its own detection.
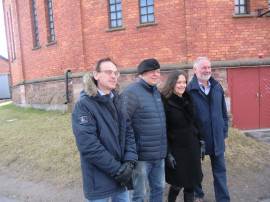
[162,70,187,99]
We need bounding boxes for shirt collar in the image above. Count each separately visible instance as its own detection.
[97,88,114,99]
[198,80,211,88]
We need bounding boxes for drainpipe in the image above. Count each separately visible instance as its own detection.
[65,69,71,104]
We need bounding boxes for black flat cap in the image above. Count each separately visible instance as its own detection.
[137,58,160,75]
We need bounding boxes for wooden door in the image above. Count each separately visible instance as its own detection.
[228,68,260,130]
[228,67,270,130]
[259,67,270,128]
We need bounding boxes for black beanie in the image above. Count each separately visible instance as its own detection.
[137,59,160,75]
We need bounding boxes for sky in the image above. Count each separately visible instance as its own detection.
[0,1,8,58]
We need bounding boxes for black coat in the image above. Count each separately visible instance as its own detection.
[163,92,203,188]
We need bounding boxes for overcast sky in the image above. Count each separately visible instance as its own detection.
[0,1,8,58]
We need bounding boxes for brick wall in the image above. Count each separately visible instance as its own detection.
[185,0,270,61]
[2,0,270,110]
[0,56,9,74]
[3,0,85,84]
[4,0,270,84]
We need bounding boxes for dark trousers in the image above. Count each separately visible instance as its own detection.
[194,153,230,202]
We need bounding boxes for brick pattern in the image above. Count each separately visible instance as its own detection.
[0,57,9,75]
[2,0,270,109]
[4,0,270,84]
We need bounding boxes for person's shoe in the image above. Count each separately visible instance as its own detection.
[194,198,204,202]
[167,186,181,202]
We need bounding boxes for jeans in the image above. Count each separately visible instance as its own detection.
[131,159,165,202]
[87,190,129,202]
[195,153,230,202]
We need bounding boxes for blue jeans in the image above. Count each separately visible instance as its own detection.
[131,159,165,202]
[87,190,129,202]
[195,153,230,202]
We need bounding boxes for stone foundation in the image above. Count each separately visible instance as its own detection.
[11,68,231,113]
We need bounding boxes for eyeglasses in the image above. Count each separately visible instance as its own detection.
[98,70,120,77]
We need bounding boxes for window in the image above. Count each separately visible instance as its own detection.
[235,0,247,14]
[109,0,122,28]
[46,0,55,42]
[31,0,40,47]
[139,0,154,23]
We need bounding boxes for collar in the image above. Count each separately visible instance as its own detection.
[198,80,211,88]
[139,77,157,91]
[97,88,114,99]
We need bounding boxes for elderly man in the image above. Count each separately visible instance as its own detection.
[72,58,138,202]
[122,58,167,202]
[187,57,230,202]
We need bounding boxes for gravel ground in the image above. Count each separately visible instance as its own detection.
[1,157,270,202]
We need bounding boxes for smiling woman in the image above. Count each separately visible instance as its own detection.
[0,1,8,58]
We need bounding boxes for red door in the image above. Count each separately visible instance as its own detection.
[228,67,270,130]
[259,67,270,128]
[228,68,260,130]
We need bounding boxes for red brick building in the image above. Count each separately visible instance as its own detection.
[0,55,9,74]
[2,0,270,129]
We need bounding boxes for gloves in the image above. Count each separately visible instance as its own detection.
[166,153,177,170]
[115,161,135,186]
[199,140,205,161]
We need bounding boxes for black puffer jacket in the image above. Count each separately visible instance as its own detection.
[121,78,167,161]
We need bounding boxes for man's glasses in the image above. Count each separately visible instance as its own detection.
[99,70,120,77]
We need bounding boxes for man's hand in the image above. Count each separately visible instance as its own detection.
[166,153,177,170]
[199,140,205,161]
[115,161,135,186]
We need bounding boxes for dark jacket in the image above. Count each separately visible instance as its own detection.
[187,75,229,156]
[163,92,203,187]
[72,72,138,200]
[121,78,167,161]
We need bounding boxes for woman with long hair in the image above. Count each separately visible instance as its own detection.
[162,71,205,202]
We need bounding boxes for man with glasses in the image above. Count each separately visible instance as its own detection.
[122,58,167,202]
[72,58,138,202]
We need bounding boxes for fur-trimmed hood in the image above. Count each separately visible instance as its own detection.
[82,72,120,98]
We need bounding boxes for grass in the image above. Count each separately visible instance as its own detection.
[0,102,81,188]
[0,101,269,190]
[225,128,270,169]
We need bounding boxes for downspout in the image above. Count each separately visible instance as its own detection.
[64,69,71,104]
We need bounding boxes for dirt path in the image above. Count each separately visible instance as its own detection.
[0,173,84,202]
[1,162,270,202]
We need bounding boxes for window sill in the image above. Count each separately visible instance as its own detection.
[136,21,158,28]
[32,45,41,50]
[46,40,57,46]
[232,12,255,18]
[106,26,126,32]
